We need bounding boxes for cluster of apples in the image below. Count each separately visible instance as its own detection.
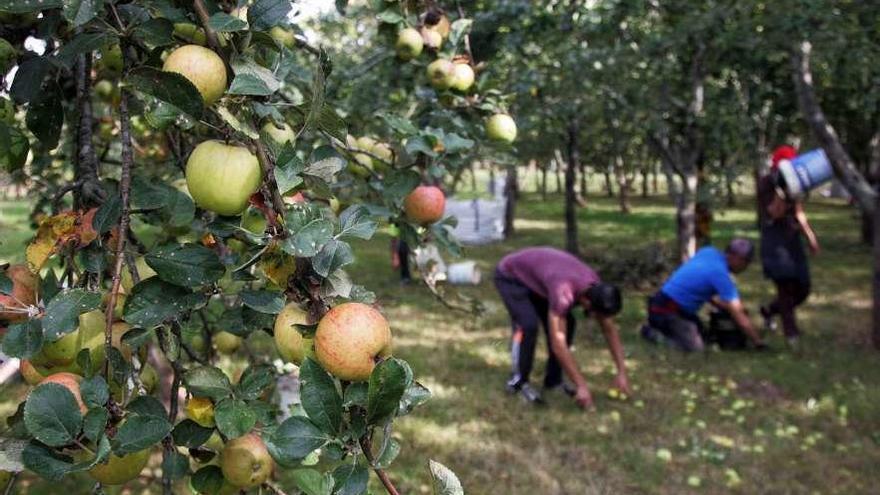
[345,134,394,177]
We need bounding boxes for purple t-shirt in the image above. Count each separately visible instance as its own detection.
[498,247,600,315]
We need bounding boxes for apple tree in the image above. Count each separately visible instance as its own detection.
[0,0,507,493]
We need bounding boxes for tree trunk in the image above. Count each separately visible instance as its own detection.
[603,170,614,197]
[565,122,580,254]
[579,161,588,198]
[540,163,548,200]
[726,171,736,207]
[677,171,698,261]
[615,156,631,213]
[874,189,880,348]
[470,161,477,193]
[652,161,659,194]
[555,159,563,193]
[488,165,496,196]
[642,165,649,198]
[503,166,517,238]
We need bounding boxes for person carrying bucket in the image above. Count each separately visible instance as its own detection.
[757,145,821,347]
[640,239,767,352]
[493,247,630,409]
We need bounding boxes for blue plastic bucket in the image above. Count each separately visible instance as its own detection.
[778,148,834,198]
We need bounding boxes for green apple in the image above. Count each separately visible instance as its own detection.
[173,23,207,46]
[0,38,16,75]
[88,448,151,485]
[221,433,273,488]
[241,207,268,234]
[314,303,392,381]
[270,26,295,49]
[185,140,262,216]
[396,28,424,60]
[140,363,158,393]
[354,136,377,168]
[404,185,445,225]
[261,121,296,145]
[426,58,455,90]
[273,303,311,364]
[100,44,123,73]
[162,44,227,105]
[214,331,242,354]
[486,113,517,143]
[451,63,475,92]
[19,360,47,385]
[421,27,442,50]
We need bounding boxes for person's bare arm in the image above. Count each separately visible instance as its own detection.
[547,312,592,409]
[596,315,631,394]
[715,299,765,347]
[794,201,820,254]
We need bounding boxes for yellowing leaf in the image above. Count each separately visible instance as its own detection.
[26,210,100,272]
[260,243,297,288]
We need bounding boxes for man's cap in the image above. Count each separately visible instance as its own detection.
[726,238,755,262]
[586,282,622,316]
[771,145,797,169]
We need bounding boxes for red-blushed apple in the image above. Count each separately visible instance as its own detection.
[395,27,424,60]
[40,372,87,413]
[221,433,274,488]
[274,303,312,365]
[451,63,475,92]
[426,58,455,90]
[185,140,262,216]
[314,303,392,381]
[87,448,151,485]
[404,185,446,225]
[486,113,517,143]
[162,44,227,105]
[0,264,37,323]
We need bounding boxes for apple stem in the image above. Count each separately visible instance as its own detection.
[2,471,17,495]
[359,435,402,495]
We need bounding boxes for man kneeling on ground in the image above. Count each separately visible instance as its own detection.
[641,238,766,351]
[494,247,631,409]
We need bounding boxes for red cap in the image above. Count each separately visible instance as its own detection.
[771,145,797,169]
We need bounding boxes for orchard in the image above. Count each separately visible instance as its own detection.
[2,1,880,494]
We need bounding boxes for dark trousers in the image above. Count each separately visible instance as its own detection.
[766,279,810,338]
[647,292,706,352]
[494,268,575,388]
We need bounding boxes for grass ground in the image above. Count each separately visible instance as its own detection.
[2,192,878,494]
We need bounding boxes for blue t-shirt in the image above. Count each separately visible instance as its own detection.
[661,246,739,314]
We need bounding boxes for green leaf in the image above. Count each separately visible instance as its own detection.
[366,358,410,425]
[283,219,334,257]
[265,417,328,466]
[191,465,225,494]
[82,407,109,443]
[333,462,368,495]
[111,414,172,456]
[214,398,256,439]
[81,375,109,408]
[376,10,404,24]
[42,289,102,341]
[379,112,418,135]
[292,468,334,495]
[248,0,293,30]
[443,133,475,154]
[382,170,420,202]
[183,366,233,401]
[208,12,248,32]
[172,419,214,448]
[398,381,432,416]
[26,88,63,149]
[235,364,276,401]
[429,459,464,495]
[0,271,11,294]
[40,269,60,305]
[162,450,190,480]
[343,382,367,408]
[126,67,203,120]
[311,240,353,278]
[228,58,280,96]
[338,205,378,240]
[375,438,400,469]
[240,289,286,314]
[299,359,342,435]
[304,147,345,182]
[63,0,103,27]
[145,243,225,287]
[24,383,83,447]
[1,320,42,359]
[132,18,176,48]
[0,0,62,13]
[447,18,474,53]
[0,121,30,173]
[21,441,74,482]
[93,193,121,234]
[275,146,305,194]
[128,395,169,418]
[68,435,111,474]
[123,278,207,328]
[315,104,347,142]
[55,32,112,68]
[10,57,52,104]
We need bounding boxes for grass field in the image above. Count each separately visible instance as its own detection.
[1,192,878,494]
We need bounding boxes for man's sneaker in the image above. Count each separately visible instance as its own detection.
[760,305,778,332]
[517,383,545,405]
[544,382,576,398]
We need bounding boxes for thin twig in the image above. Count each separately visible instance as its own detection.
[253,139,288,219]
[264,481,290,495]
[2,472,18,495]
[162,323,185,495]
[359,435,401,495]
